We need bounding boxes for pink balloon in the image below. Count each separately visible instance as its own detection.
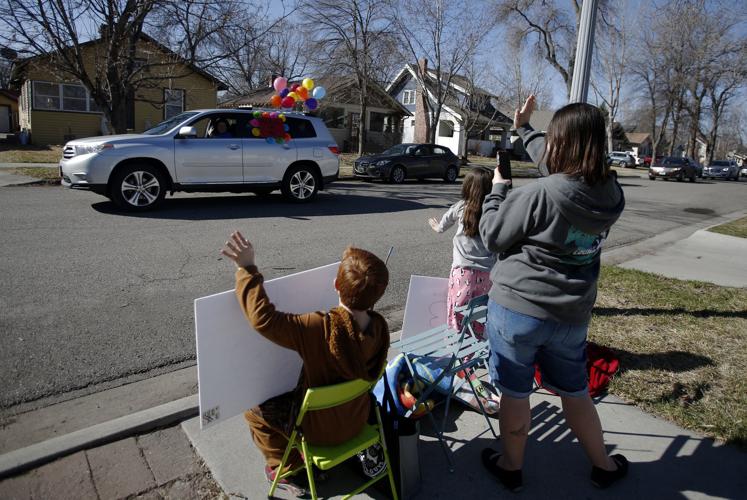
[273,77,287,92]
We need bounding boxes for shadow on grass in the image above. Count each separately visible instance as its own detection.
[593,306,747,320]
[609,348,714,374]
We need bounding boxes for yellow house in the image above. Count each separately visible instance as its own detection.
[12,35,227,145]
[0,89,18,133]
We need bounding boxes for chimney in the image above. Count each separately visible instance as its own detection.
[414,58,429,143]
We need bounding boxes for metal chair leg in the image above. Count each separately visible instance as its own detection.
[426,408,455,472]
[465,369,498,439]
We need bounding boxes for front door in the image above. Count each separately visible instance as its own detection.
[174,113,243,184]
[409,145,432,176]
[0,106,9,133]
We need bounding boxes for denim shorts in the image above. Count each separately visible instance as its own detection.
[487,300,589,399]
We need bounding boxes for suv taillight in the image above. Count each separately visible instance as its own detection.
[328,145,340,155]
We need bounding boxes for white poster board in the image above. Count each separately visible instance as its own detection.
[195,263,339,429]
[400,275,449,340]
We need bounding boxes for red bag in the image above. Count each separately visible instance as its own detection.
[534,342,619,397]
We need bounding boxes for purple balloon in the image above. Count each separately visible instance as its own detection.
[279,88,290,98]
[305,97,318,110]
[250,119,259,127]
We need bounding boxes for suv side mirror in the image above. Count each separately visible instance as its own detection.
[177,126,197,139]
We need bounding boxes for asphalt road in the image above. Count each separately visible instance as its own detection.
[1,174,746,411]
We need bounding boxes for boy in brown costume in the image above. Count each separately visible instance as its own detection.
[221,231,390,496]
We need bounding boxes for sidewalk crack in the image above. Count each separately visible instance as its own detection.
[83,450,102,500]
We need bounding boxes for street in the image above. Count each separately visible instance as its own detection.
[1,174,746,413]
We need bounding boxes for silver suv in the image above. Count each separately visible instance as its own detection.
[60,109,340,210]
[703,159,740,181]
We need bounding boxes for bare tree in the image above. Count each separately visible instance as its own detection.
[495,0,613,100]
[392,0,496,143]
[0,0,233,133]
[591,3,628,152]
[453,59,502,162]
[302,0,395,155]
[493,55,552,111]
[0,47,15,88]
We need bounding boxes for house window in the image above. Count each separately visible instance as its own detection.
[369,112,386,133]
[402,89,416,105]
[320,107,345,129]
[32,81,99,112]
[439,120,454,138]
[164,89,185,119]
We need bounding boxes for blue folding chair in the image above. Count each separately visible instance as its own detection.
[390,294,496,471]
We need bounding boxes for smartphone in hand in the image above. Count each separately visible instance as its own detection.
[497,150,512,187]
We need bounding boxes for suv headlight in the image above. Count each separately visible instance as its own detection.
[375,160,391,166]
[75,144,113,155]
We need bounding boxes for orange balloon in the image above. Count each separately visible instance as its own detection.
[297,87,309,100]
[270,95,281,107]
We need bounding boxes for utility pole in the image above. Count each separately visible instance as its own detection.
[569,0,599,103]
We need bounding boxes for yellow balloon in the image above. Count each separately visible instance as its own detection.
[287,92,299,101]
[279,114,286,122]
[302,78,315,90]
[252,128,260,137]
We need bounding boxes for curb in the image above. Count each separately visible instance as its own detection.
[0,395,197,479]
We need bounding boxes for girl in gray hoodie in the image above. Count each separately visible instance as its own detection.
[479,96,628,491]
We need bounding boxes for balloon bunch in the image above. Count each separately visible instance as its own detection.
[270,77,326,111]
[249,111,290,144]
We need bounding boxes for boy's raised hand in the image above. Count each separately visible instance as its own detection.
[513,94,536,129]
[221,231,255,268]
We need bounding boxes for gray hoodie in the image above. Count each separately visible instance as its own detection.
[479,125,625,324]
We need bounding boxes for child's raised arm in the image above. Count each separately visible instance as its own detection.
[428,203,460,233]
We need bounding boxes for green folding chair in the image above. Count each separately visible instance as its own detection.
[268,378,399,500]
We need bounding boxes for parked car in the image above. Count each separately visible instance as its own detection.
[353,143,460,184]
[740,164,747,178]
[607,151,636,168]
[59,109,340,210]
[648,156,697,182]
[703,159,740,181]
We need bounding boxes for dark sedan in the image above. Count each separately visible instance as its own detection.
[648,156,697,182]
[353,143,460,183]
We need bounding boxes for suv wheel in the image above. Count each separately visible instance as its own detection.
[111,164,166,211]
[389,165,406,184]
[282,165,319,202]
[444,165,459,183]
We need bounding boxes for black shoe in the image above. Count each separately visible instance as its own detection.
[481,448,523,492]
[591,454,629,489]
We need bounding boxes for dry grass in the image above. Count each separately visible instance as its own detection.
[590,266,747,446]
[708,216,747,239]
[0,144,63,163]
[9,167,60,184]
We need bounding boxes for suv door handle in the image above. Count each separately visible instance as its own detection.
[228,144,240,150]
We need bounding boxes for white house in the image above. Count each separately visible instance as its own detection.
[386,60,512,157]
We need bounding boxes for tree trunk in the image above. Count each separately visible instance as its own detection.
[358,101,367,156]
[607,120,614,153]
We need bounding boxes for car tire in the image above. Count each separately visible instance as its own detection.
[689,174,696,183]
[649,176,655,180]
[677,172,684,182]
[281,165,319,202]
[389,165,406,184]
[443,165,459,183]
[110,164,166,211]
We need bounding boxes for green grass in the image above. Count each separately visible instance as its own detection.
[9,167,60,184]
[590,266,747,446]
[0,144,62,163]
[708,216,747,239]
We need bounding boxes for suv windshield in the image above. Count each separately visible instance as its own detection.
[143,112,200,135]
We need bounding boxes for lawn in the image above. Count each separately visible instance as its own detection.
[590,266,747,446]
[707,216,747,239]
[0,144,63,163]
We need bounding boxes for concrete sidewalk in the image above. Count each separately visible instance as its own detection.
[0,169,39,187]
[620,229,747,287]
[182,388,747,499]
